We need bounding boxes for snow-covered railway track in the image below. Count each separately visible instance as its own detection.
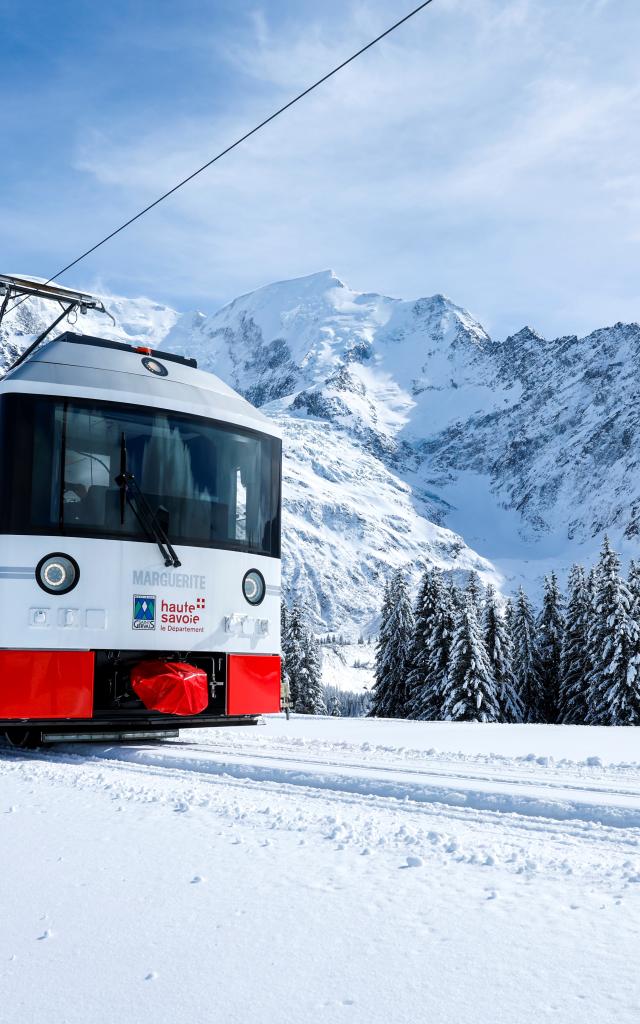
[161,738,640,801]
[2,736,640,846]
[50,740,640,829]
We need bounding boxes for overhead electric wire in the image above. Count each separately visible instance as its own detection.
[7,0,436,315]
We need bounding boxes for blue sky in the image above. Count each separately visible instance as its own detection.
[1,0,639,339]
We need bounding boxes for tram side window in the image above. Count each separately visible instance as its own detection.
[31,401,64,528]
[0,396,62,532]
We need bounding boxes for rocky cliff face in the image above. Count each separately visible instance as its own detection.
[2,270,638,633]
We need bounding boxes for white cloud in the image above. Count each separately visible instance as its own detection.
[15,0,640,338]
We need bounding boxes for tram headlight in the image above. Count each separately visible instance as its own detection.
[36,553,80,596]
[242,569,266,606]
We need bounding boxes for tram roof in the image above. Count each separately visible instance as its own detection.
[0,332,281,438]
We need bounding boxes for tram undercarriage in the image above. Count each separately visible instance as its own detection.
[1,647,279,747]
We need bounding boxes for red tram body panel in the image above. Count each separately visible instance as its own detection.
[227,654,282,715]
[0,651,94,719]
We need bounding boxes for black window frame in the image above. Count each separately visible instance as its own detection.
[0,392,282,559]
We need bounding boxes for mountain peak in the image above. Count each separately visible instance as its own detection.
[508,326,546,344]
[310,268,344,285]
[259,268,346,293]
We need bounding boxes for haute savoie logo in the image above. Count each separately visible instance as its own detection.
[160,596,206,634]
[132,595,156,630]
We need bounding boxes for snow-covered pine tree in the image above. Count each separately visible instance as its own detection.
[512,586,543,722]
[369,577,393,718]
[587,538,622,724]
[419,572,456,721]
[629,560,640,605]
[405,568,440,719]
[587,565,598,599]
[447,577,462,614]
[535,572,565,723]
[625,561,640,724]
[587,538,618,724]
[465,571,484,612]
[285,601,326,715]
[442,590,500,722]
[329,693,342,716]
[558,565,591,724]
[587,538,640,725]
[601,591,640,726]
[585,543,612,725]
[369,568,415,719]
[482,585,522,722]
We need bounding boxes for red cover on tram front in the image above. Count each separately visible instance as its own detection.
[131,660,209,716]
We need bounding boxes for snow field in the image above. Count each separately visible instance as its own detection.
[320,642,373,693]
[1,716,639,1024]
[258,714,640,761]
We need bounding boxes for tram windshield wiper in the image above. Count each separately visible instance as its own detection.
[115,432,181,568]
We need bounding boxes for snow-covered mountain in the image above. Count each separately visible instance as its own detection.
[0,287,179,365]
[2,270,639,634]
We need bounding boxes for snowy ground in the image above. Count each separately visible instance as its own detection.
[1,717,639,1024]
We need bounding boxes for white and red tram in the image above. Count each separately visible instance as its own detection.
[0,327,282,746]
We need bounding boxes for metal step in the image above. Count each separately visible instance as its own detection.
[41,729,179,743]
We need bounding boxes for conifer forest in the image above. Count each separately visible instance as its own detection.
[284,537,640,725]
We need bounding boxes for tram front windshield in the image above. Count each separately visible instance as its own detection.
[0,395,281,557]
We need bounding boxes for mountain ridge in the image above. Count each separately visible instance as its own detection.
[2,270,638,633]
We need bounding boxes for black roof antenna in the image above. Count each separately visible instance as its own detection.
[0,273,115,371]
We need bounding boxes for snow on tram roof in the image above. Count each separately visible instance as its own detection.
[1,331,280,438]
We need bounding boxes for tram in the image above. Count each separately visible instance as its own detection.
[0,276,282,746]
